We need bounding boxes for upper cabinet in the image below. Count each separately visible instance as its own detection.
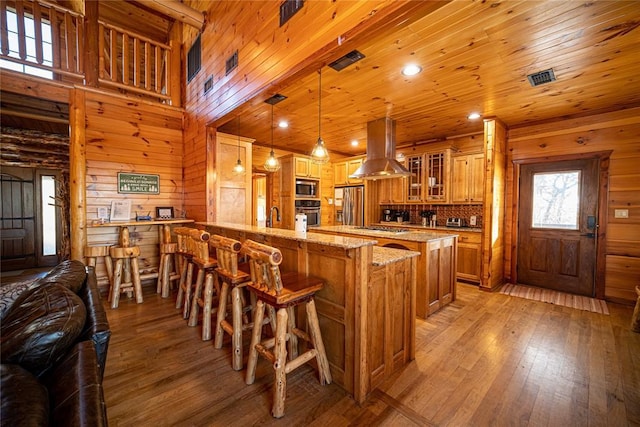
[334,158,364,186]
[376,177,406,204]
[295,156,322,179]
[404,150,450,203]
[451,153,484,203]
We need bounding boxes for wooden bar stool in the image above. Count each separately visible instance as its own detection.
[109,245,143,309]
[83,245,113,286]
[242,239,332,418]
[174,227,200,317]
[211,235,269,369]
[187,230,219,330]
[156,242,180,298]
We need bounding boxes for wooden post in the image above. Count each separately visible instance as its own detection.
[69,89,86,261]
[168,23,182,107]
[84,0,99,87]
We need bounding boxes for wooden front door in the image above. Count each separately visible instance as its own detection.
[1,167,60,270]
[517,159,599,296]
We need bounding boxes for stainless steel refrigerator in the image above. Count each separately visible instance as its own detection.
[337,185,364,226]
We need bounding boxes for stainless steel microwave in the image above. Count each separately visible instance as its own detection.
[295,179,319,198]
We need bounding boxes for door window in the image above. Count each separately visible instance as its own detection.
[532,170,580,229]
[41,175,57,256]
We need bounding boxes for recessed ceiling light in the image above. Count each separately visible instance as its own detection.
[278,120,288,128]
[401,64,422,76]
[467,112,481,120]
[351,139,358,146]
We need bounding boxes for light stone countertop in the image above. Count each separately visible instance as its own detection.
[313,225,459,243]
[196,222,377,249]
[375,222,482,233]
[372,246,420,266]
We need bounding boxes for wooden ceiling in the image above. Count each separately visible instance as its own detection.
[216,1,640,158]
[3,1,639,162]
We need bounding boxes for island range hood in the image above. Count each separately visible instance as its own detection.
[349,117,412,180]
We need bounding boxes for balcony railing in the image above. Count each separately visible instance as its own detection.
[1,0,173,102]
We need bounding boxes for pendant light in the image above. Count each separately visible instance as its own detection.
[263,103,281,172]
[233,117,245,174]
[310,68,330,164]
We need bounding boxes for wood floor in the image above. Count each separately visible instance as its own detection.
[98,282,640,426]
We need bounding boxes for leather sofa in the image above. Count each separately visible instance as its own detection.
[1,260,110,426]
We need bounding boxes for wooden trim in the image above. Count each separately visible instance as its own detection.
[140,0,205,30]
[510,150,613,299]
[69,88,86,261]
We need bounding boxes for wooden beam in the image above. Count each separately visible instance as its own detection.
[69,88,87,261]
[0,109,68,124]
[137,0,205,30]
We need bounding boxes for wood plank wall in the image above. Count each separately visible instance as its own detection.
[181,1,439,221]
[80,89,184,284]
[506,108,640,303]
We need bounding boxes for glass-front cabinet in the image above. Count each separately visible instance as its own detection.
[426,151,448,202]
[406,154,424,201]
[403,150,450,203]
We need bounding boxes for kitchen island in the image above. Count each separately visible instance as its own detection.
[312,225,458,318]
[196,222,419,403]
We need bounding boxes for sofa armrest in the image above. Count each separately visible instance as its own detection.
[42,340,108,427]
[78,266,111,381]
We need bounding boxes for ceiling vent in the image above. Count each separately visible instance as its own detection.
[264,94,287,105]
[280,0,304,27]
[527,68,556,87]
[329,50,366,72]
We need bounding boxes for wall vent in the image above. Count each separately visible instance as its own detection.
[225,51,238,75]
[265,94,287,105]
[329,50,366,72]
[204,76,213,94]
[187,34,201,83]
[527,68,556,87]
[280,0,304,27]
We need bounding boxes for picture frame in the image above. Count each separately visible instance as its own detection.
[110,200,131,221]
[156,206,174,219]
[97,206,109,220]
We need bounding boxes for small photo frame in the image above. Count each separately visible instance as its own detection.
[97,206,109,220]
[110,200,131,221]
[156,207,174,219]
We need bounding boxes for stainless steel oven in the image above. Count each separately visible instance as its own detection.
[295,200,321,227]
[295,179,319,198]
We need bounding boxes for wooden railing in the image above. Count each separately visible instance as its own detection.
[98,21,171,101]
[0,0,84,79]
[1,0,173,102]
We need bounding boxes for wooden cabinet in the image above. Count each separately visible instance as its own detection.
[376,177,405,204]
[451,153,484,203]
[456,230,482,283]
[280,154,321,229]
[334,157,363,186]
[214,132,253,225]
[403,150,450,203]
[294,156,322,179]
[425,151,450,202]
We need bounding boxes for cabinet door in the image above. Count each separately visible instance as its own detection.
[294,157,309,177]
[334,162,348,186]
[347,159,363,184]
[426,152,447,201]
[451,156,470,203]
[309,161,322,179]
[468,153,485,202]
[406,155,423,201]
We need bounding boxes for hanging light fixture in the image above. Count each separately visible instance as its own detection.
[310,68,330,164]
[263,103,281,172]
[233,117,245,174]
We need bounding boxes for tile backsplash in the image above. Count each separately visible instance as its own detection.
[380,204,483,228]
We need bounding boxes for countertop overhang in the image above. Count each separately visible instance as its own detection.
[313,225,459,243]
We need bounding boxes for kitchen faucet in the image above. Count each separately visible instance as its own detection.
[267,206,280,228]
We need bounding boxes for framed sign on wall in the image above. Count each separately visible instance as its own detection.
[117,173,160,194]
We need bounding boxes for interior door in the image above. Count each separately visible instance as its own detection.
[1,167,36,270]
[517,159,598,296]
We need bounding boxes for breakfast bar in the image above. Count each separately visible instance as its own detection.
[196,222,419,403]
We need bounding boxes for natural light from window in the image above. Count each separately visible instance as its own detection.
[532,171,580,229]
[41,175,57,256]
[0,9,53,79]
